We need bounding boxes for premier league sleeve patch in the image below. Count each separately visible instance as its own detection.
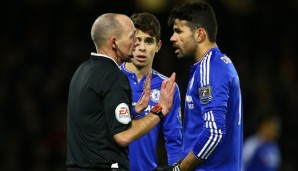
[115,103,131,124]
[199,86,212,104]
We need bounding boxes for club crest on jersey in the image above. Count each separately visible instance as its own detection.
[115,103,131,124]
[199,86,212,104]
[150,89,160,103]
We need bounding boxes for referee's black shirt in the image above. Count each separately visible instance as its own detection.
[66,54,132,170]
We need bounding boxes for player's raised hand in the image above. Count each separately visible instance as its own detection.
[159,72,176,115]
[134,71,152,114]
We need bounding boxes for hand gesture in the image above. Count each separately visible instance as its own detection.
[134,71,152,114]
[158,72,176,115]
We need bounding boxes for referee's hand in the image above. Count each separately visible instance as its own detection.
[159,72,176,115]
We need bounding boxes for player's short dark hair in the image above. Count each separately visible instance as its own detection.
[130,12,161,42]
[168,1,218,42]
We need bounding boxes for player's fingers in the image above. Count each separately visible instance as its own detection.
[164,72,176,92]
[161,78,167,90]
[144,71,152,90]
[169,72,176,82]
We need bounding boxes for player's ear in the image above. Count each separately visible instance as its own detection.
[155,40,162,53]
[195,28,205,43]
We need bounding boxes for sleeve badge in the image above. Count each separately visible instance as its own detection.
[198,86,212,104]
[115,103,131,124]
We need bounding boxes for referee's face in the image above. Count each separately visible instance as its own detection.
[116,17,139,62]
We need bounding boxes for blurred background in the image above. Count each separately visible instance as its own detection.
[1,0,298,170]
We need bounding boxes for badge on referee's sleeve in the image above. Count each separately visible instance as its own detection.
[115,103,131,124]
[199,86,212,104]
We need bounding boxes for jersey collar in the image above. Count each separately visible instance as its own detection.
[90,52,120,68]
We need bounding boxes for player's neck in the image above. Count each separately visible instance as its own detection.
[125,62,151,82]
[195,42,217,62]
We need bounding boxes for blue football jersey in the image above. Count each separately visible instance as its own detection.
[242,135,281,171]
[183,47,243,170]
[120,64,183,171]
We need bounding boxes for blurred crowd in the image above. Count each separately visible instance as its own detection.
[1,0,298,170]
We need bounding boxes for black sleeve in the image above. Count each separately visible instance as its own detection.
[103,70,132,136]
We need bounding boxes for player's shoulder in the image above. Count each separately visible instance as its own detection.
[152,69,167,81]
[152,69,180,89]
[201,53,233,76]
[210,49,233,65]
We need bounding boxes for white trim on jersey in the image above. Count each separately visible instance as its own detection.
[238,86,242,125]
[200,52,212,87]
[152,69,167,80]
[197,111,223,159]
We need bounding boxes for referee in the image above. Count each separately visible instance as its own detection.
[66,13,176,171]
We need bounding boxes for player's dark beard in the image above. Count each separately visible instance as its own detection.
[181,38,197,60]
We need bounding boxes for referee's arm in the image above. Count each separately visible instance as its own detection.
[114,73,176,147]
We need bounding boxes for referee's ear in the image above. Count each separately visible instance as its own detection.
[109,36,117,50]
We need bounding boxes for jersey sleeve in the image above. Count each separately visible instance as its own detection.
[103,71,132,136]
[192,56,230,160]
[162,84,183,165]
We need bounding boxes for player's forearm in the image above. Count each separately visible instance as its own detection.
[164,127,183,164]
[179,151,204,171]
[113,113,160,147]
